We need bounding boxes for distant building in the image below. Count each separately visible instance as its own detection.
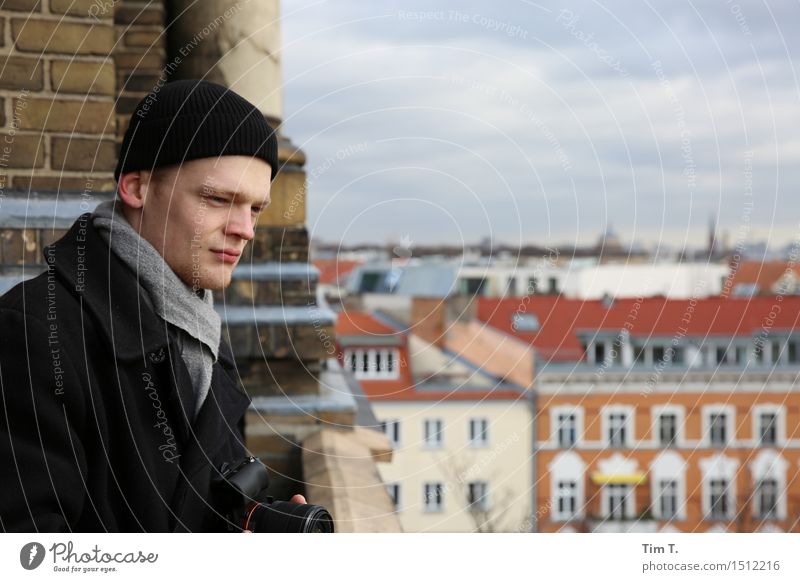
[725,261,800,296]
[335,308,534,532]
[482,295,800,532]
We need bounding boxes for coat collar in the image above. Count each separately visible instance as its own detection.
[46,212,235,367]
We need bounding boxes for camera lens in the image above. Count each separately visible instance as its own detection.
[247,500,335,533]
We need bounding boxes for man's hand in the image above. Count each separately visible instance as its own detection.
[290,494,307,504]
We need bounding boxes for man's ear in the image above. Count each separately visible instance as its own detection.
[117,171,150,210]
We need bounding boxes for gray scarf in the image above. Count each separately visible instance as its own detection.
[92,199,221,418]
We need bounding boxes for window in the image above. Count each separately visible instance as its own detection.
[670,346,685,364]
[424,482,444,512]
[594,342,606,365]
[548,277,558,294]
[386,483,400,511]
[423,419,443,448]
[528,276,539,294]
[557,481,577,519]
[608,412,628,447]
[709,412,727,446]
[757,479,778,519]
[557,413,577,447]
[379,419,401,448]
[658,480,678,519]
[735,345,748,365]
[633,345,645,365]
[468,418,489,447]
[652,346,665,364]
[709,479,729,519]
[759,413,777,446]
[344,349,400,379]
[716,346,731,365]
[462,278,486,296]
[607,484,630,520]
[512,313,540,332]
[771,341,782,365]
[789,340,799,364]
[468,481,489,511]
[659,413,677,446]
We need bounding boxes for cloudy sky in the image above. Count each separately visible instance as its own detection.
[280,0,800,251]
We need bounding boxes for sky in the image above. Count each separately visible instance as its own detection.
[280,0,800,252]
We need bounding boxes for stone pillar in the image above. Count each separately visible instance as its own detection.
[166,0,282,122]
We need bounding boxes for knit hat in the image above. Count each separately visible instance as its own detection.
[114,79,279,182]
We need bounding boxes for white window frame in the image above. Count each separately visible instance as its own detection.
[551,406,583,448]
[602,405,634,448]
[651,405,684,448]
[602,483,635,520]
[554,480,578,520]
[380,418,401,448]
[707,478,732,520]
[752,404,784,447]
[468,418,489,447]
[467,481,490,511]
[702,405,735,447]
[423,482,444,513]
[656,479,678,520]
[423,418,444,449]
[756,478,779,520]
[344,348,401,380]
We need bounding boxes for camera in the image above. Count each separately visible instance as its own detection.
[213,456,335,533]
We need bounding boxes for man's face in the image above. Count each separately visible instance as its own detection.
[130,156,271,291]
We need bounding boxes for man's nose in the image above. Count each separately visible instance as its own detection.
[225,206,256,241]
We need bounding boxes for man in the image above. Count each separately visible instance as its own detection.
[0,79,302,532]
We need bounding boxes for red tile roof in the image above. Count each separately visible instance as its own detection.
[478,295,800,363]
[336,310,398,337]
[335,310,525,401]
[313,258,362,285]
[727,261,800,294]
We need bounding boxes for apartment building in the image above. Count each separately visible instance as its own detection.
[335,309,534,532]
[481,295,800,532]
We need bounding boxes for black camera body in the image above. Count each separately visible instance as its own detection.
[213,456,335,533]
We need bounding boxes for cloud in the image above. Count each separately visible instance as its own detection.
[281,0,800,248]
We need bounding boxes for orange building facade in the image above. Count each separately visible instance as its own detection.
[481,295,800,533]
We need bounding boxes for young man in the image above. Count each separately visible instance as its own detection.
[0,79,301,531]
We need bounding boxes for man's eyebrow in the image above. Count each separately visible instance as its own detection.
[200,186,270,206]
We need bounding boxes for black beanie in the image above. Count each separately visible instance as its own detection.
[114,79,279,182]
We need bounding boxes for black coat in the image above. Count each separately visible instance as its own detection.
[0,213,252,532]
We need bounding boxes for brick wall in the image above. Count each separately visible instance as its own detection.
[0,0,117,193]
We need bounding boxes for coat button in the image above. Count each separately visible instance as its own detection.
[148,347,166,363]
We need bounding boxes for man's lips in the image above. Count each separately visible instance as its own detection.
[211,249,241,264]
